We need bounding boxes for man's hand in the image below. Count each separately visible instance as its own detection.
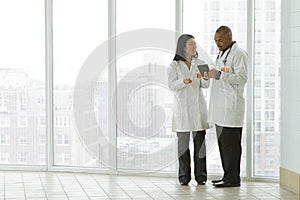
[209,68,221,80]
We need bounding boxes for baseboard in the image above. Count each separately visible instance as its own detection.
[280,167,300,195]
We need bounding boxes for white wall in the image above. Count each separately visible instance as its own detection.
[281,0,300,174]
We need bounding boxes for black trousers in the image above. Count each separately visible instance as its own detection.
[215,124,242,183]
[177,131,207,180]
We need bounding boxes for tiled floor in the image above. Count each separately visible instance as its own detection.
[0,171,299,200]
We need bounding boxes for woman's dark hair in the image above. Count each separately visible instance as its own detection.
[173,34,198,61]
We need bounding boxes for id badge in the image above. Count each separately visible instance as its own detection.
[221,66,229,72]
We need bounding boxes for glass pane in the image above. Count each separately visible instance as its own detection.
[0,0,45,165]
[254,0,280,178]
[183,0,247,176]
[116,0,174,33]
[116,0,176,171]
[53,0,108,168]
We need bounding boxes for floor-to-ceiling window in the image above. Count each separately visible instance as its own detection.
[115,0,176,172]
[253,0,281,177]
[183,0,248,176]
[53,0,108,168]
[0,0,45,166]
[0,0,281,179]
[183,0,281,178]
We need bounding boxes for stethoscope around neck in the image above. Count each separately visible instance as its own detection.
[216,41,236,66]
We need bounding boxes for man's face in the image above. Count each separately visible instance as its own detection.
[214,32,232,51]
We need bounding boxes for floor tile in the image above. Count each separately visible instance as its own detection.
[0,171,299,200]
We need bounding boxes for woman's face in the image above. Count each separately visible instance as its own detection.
[184,38,197,58]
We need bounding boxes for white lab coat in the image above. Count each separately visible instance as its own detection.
[168,58,210,132]
[208,43,248,127]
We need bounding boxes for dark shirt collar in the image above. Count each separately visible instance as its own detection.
[221,41,236,57]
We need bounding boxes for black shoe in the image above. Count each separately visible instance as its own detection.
[195,176,207,185]
[213,180,240,187]
[196,180,206,185]
[180,181,189,185]
[179,176,190,186]
[211,179,223,184]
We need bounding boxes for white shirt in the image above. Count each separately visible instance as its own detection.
[168,58,210,132]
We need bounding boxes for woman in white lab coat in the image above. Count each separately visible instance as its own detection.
[168,34,210,185]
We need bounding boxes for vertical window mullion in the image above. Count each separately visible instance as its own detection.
[246,0,255,179]
[45,0,54,170]
[108,0,117,172]
[176,0,183,35]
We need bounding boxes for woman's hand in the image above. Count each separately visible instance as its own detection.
[183,78,192,84]
[203,72,209,80]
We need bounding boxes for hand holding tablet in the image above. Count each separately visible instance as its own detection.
[197,64,210,80]
[197,64,210,76]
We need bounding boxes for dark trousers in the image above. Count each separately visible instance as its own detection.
[177,131,207,180]
[215,124,242,183]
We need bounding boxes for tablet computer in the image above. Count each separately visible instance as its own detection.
[197,64,209,76]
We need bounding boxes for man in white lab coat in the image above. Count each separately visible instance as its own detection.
[208,26,248,187]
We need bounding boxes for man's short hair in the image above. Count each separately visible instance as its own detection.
[216,26,232,37]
